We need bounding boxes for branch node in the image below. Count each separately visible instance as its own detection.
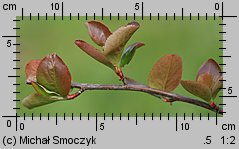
[67,88,84,100]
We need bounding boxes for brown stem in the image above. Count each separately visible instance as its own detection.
[71,82,223,115]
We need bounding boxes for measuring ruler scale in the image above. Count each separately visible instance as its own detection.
[0,0,238,148]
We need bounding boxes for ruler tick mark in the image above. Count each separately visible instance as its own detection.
[102,8,104,20]
[136,113,138,125]
[182,8,184,20]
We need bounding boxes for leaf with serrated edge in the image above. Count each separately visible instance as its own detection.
[181,80,212,102]
[148,54,182,92]
[211,76,223,99]
[85,21,112,46]
[25,60,42,83]
[196,58,221,84]
[104,22,140,64]
[75,40,115,70]
[22,93,64,109]
[120,42,144,68]
[36,53,72,97]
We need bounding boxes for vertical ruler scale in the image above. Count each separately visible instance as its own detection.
[0,0,238,148]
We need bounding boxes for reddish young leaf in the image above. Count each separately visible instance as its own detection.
[85,21,112,46]
[36,53,72,97]
[196,58,221,83]
[148,54,182,92]
[75,40,115,70]
[181,80,212,102]
[104,21,140,64]
[197,72,213,88]
[211,76,223,99]
[25,59,42,83]
[196,58,222,99]
[181,58,222,102]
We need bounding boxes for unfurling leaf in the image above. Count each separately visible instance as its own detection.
[31,82,63,98]
[85,21,112,46]
[22,93,63,109]
[120,42,144,68]
[75,40,115,70]
[181,58,222,102]
[25,60,42,84]
[104,21,140,64]
[23,54,75,109]
[148,54,182,92]
[36,53,72,97]
[181,80,211,102]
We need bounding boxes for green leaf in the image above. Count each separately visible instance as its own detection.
[85,21,112,46]
[148,54,182,92]
[104,21,140,65]
[22,93,64,109]
[36,53,72,97]
[120,42,144,68]
[181,80,212,102]
[75,40,115,70]
[25,59,42,84]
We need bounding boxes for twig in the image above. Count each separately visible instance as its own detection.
[71,82,223,115]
